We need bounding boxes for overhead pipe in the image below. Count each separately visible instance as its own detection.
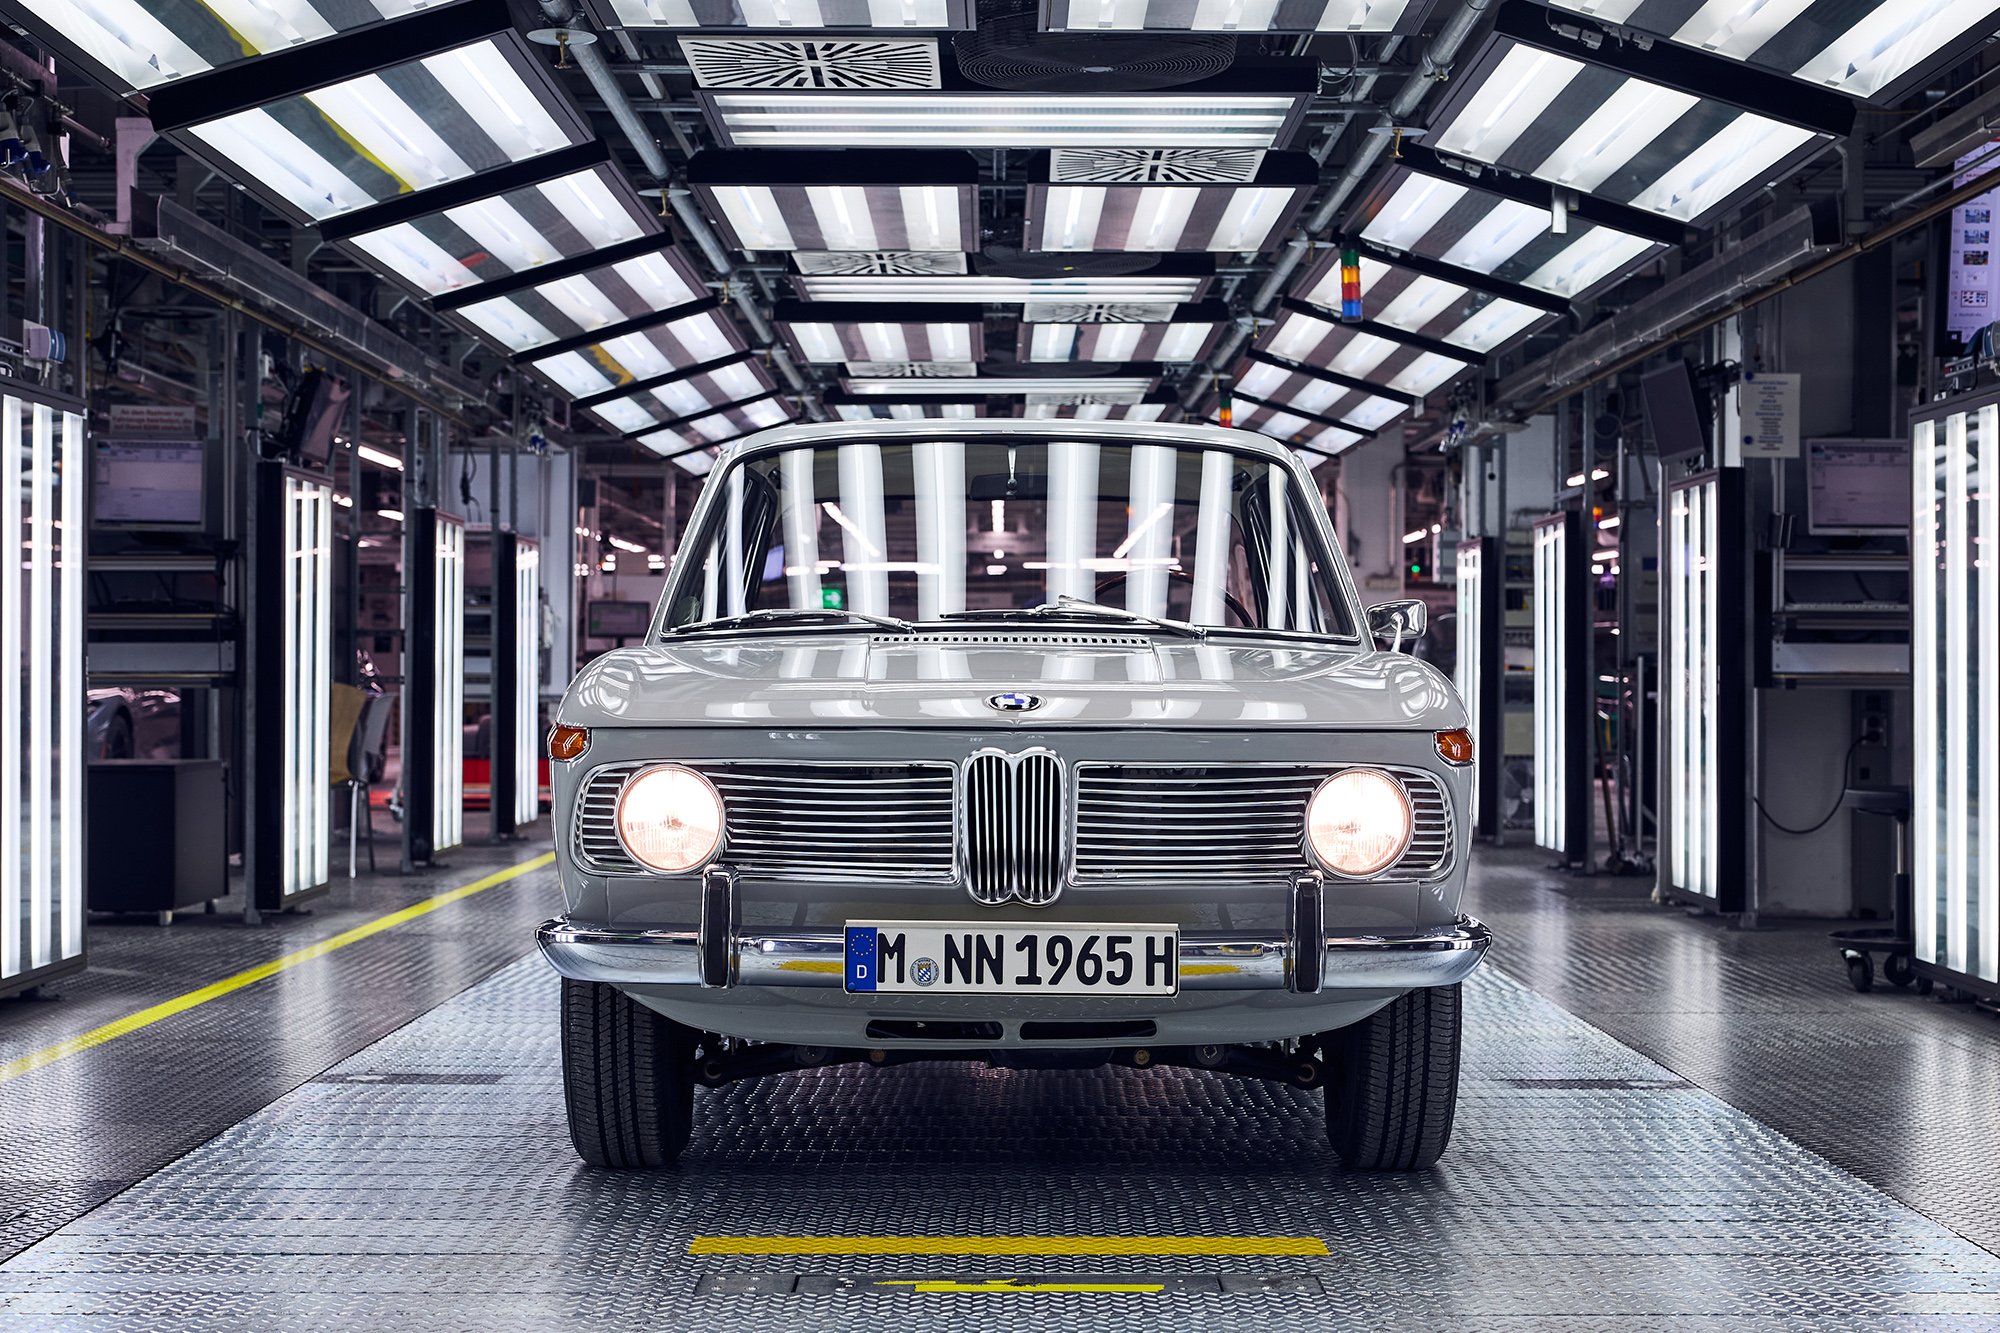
[536,0,819,415]
[1184,0,1496,409]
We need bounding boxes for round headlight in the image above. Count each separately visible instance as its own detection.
[1305,768,1413,878]
[615,765,723,874]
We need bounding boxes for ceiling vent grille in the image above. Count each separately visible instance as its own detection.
[1049,147,1268,183]
[1023,301,1182,323]
[681,37,941,90]
[794,251,970,276]
[846,361,979,376]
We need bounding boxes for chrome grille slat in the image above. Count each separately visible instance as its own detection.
[571,761,957,880]
[1071,763,1454,885]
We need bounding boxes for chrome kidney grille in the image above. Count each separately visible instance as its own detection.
[961,748,1066,907]
[571,756,1450,890]
[1071,763,1453,885]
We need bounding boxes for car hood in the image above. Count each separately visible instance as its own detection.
[558,633,1465,731]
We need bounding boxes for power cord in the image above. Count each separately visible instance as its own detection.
[1753,735,1863,836]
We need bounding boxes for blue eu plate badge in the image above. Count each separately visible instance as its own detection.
[845,926,877,992]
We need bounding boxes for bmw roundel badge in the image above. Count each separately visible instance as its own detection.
[988,692,1043,713]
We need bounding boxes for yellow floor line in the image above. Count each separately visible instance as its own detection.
[0,851,554,1086]
[689,1236,1329,1257]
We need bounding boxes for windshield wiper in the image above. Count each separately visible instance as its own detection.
[667,607,915,636]
[939,595,1205,641]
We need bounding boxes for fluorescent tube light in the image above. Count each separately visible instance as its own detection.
[705,92,1301,149]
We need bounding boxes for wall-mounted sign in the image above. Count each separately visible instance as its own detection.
[1948,145,2000,344]
[1733,372,1800,460]
[107,402,198,435]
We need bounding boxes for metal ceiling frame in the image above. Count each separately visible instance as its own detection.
[1229,390,1381,443]
[1339,238,1573,318]
[621,391,787,442]
[1383,143,1689,250]
[430,231,680,311]
[1273,296,1482,364]
[318,142,616,244]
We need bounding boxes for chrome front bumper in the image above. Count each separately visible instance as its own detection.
[537,915,1491,994]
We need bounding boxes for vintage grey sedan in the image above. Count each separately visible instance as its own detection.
[539,420,1490,1171]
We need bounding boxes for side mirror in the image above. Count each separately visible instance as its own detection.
[1366,599,1427,653]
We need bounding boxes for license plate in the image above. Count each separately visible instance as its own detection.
[844,922,1179,996]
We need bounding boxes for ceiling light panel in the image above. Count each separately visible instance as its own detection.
[1049,147,1270,182]
[1354,166,1666,302]
[180,35,587,223]
[456,250,708,352]
[1045,0,1422,31]
[520,308,749,390]
[689,148,977,252]
[348,165,652,297]
[793,275,1211,304]
[834,402,985,420]
[1018,304,1227,362]
[1256,306,1475,397]
[699,89,1310,149]
[587,0,974,28]
[842,376,1159,398]
[774,304,984,363]
[793,250,969,275]
[1293,251,1547,354]
[1220,404,1369,456]
[1232,357,1415,431]
[634,397,795,457]
[581,359,779,435]
[19,0,437,91]
[1426,24,1834,224]
[1020,401,1175,421]
[680,36,940,88]
[1545,0,2000,103]
[1026,150,1315,253]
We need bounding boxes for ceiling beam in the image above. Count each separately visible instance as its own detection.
[1244,350,1421,408]
[431,230,679,312]
[1346,239,1572,318]
[1393,143,1687,250]
[510,295,726,364]
[319,142,612,243]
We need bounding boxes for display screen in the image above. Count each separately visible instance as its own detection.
[94,440,205,527]
[587,600,654,637]
[1806,439,1909,536]
[1640,362,1709,461]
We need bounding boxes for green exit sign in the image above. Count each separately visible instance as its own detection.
[821,587,844,610]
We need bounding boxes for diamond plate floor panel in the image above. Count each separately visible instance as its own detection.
[0,835,558,1264]
[3,955,1995,1330]
[1465,844,2000,1259]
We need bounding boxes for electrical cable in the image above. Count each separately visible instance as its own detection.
[1753,735,1864,836]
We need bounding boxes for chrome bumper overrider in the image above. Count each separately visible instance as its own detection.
[536,915,1492,994]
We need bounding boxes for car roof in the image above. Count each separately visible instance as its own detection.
[711,418,1307,472]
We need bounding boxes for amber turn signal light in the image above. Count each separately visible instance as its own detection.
[548,725,590,762]
[1435,728,1474,766]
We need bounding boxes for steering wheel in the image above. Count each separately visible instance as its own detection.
[1092,568,1255,628]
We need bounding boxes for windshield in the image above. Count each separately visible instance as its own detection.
[666,438,1356,638]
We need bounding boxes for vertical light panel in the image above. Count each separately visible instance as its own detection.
[1661,471,1744,910]
[28,405,52,970]
[1532,518,1564,854]
[280,473,334,902]
[513,542,542,831]
[835,443,889,616]
[1123,445,1178,619]
[1045,441,1100,604]
[0,402,18,983]
[434,515,466,854]
[1915,397,1999,989]
[1188,449,1235,625]
[780,449,823,610]
[60,411,83,957]
[1456,540,1483,829]
[2,395,87,992]
[1911,419,1937,976]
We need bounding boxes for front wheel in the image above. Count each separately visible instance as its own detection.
[1321,983,1462,1171]
[560,978,697,1168]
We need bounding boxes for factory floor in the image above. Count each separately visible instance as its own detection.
[1,835,1997,1329]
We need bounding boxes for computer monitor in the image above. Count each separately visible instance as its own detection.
[587,600,654,639]
[283,370,349,472]
[93,439,205,529]
[1806,439,1909,536]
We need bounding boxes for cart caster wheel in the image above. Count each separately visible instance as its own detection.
[1916,977,1934,997]
[1845,951,1874,993]
[1884,954,1916,989]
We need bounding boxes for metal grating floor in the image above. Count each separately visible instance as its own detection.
[3,953,1997,1329]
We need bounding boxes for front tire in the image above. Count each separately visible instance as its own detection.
[1322,983,1462,1171]
[560,978,696,1168]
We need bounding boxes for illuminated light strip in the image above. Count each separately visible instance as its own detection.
[1913,419,1934,967]
[28,405,51,970]
[0,403,17,981]
[0,853,555,1085]
[687,1236,1330,1256]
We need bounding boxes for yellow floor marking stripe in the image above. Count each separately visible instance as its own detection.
[0,852,554,1086]
[689,1236,1328,1257]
